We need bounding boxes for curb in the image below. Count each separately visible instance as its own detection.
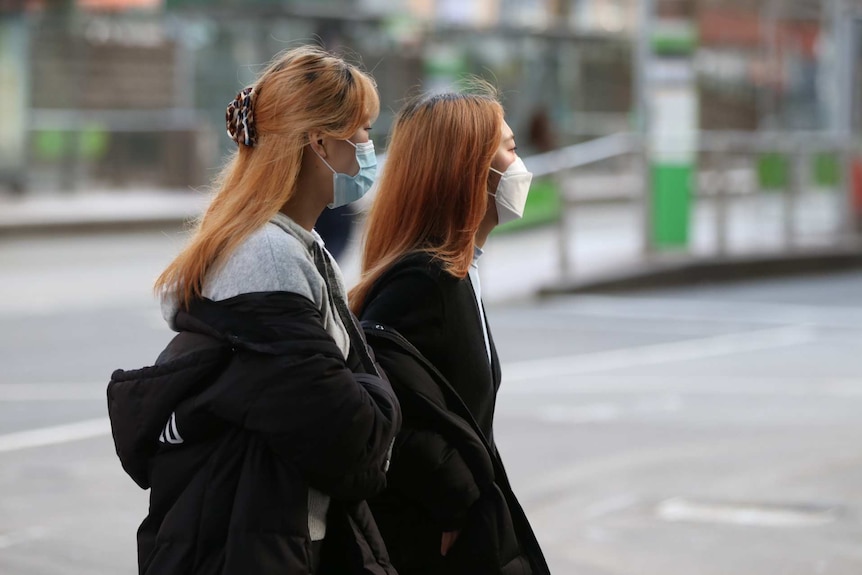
[0,215,195,237]
[539,247,862,295]
[0,191,206,238]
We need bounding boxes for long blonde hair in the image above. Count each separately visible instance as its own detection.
[349,87,503,313]
[155,46,379,307]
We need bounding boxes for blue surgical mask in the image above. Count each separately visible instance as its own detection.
[314,140,377,209]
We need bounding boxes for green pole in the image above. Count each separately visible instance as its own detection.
[648,20,698,249]
[0,14,29,191]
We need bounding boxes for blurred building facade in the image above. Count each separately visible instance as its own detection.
[0,0,859,194]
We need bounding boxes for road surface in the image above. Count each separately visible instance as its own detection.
[1,229,860,574]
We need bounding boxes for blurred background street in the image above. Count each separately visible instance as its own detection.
[2,0,862,573]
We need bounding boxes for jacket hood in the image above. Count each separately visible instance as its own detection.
[108,292,360,490]
[160,289,181,331]
[110,292,340,488]
[108,337,229,489]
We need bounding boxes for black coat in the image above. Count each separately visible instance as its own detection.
[360,252,501,443]
[358,253,550,575]
[107,292,401,575]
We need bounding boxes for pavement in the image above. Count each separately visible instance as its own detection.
[1,187,861,304]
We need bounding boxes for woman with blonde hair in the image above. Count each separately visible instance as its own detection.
[352,88,550,574]
[107,46,400,575]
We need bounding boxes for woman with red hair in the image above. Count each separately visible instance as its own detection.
[351,87,549,575]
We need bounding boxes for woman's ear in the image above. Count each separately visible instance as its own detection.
[308,131,327,158]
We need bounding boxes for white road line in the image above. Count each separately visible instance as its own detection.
[496,377,862,398]
[582,493,640,520]
[0,526,52,550]
[502,325,816,388]
[536,403,623,424]
[656,498,836,527]
[0,384,103,401]
[499,396,685,424]
[545,295,862,329]
[0,418,110,454]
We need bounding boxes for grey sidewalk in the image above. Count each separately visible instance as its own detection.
[1,189,860,303]
[483,191,862,301]
[0,190,207,235]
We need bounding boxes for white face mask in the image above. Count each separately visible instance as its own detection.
[489,156,533,225]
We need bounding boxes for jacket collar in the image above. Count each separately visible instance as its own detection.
[174,291,342,358]
[270,212,325,251]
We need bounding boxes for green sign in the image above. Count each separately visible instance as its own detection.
[0,19,27,180]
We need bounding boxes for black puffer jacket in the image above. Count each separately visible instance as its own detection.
[107,292,401,575]
[361,322,550,575]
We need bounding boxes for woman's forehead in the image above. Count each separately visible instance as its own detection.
[362,115,377,126]
[501,121,514,142]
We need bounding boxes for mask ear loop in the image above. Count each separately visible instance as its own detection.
[311,145,337,175]
[488,164,506,197]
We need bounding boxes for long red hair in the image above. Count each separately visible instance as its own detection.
[349,87,503,313]
[155,46,379,307]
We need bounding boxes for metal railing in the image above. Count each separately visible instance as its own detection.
[526,131,861,281]
[697,131,858,256]
[523,132,642,179]
[523,132,644,279]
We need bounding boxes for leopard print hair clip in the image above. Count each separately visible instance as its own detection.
[226,86,258,147]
